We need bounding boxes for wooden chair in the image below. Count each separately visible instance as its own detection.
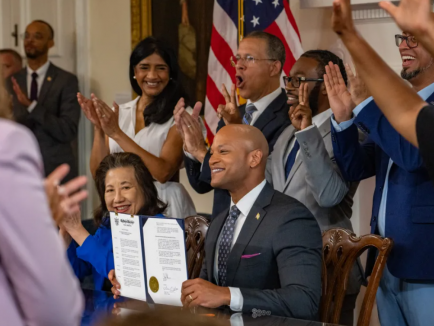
[184,215,210,279]
[321,228,393,326]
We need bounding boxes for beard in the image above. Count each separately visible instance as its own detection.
[308,82,322,116]
[401,58,434,80]
[25,47,46,59]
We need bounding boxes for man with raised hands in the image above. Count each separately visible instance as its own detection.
[327,1,434,324]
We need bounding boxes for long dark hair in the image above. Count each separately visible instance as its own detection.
[129,37,188,125]
[93,153,167,227]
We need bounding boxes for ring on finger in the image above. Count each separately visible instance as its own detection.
[188,294,193,302]
[187,125,192,128]
[102,114,106,118]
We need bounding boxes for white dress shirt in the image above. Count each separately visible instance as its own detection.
[283,108,332,166]
[213,179,267,311]
[26,61,51,113]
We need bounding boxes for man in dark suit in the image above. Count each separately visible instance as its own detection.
[327,5,434,323]
[181,125,322,319]
[7,20,80,182]
[174,31,291,219]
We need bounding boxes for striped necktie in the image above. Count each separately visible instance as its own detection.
[217,205,241,286]
[242,103,257,125]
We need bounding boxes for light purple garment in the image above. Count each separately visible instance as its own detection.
[0,119,83,326]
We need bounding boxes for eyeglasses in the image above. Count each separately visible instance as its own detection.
[283,76,324,88]
[230,55,277,67]
[395,34,418,49]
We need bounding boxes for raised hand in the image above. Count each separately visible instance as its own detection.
[346,64,370,106]
[288,83,312,131]
[217,84,242,125]
[173,98,202,143]
[380,0,433,36]
[92,95,121,138]
[45,164,88,225]
[324,62,354,123]
[11,77,31,107]
[331,0,356,37]
[77,93,101,128]
[179,105,207,163]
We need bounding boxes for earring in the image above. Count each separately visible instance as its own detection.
[133,76,136,79]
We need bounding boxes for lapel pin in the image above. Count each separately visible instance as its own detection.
[255,213,260,220]
[47,76,52,82]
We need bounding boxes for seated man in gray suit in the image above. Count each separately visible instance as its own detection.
[181,125,322,320]
[266,50,364,326]
[6,20,80,182]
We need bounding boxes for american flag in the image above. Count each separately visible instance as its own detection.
[204,0,303,144]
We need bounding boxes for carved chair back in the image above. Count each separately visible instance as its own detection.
[321,228,393,326]
[185,215,210,279]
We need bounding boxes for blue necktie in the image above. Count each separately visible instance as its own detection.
[218,205,241,286]
[285,140,300,179]
[242,103,257,125]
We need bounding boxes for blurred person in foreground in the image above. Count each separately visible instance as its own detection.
[6,20,80,182]
[177,125,322,319]
[61,152,166,291]
[329,0,434,325]
[0,48,22,79]
[0,66,86,326]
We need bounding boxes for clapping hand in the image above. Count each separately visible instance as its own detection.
[217,84,242,125]
[45,164,88,225]
[11,77,31,107]
[173,98,207,163]
[77,93,100,128]
[92,95,122,139]
[288,83,313,131]
[380,0,434,36]
[331,0,356,37]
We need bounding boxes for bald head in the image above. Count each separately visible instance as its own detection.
[209,124,269,195]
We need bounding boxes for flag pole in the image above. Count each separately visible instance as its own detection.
[238,0,244,43]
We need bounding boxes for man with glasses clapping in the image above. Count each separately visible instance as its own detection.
[176,31,291,219]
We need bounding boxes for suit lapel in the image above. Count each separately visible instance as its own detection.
[225,183,274,286]
[272,125,296,191]
[425,90,434,105]
[252,89,287,131]
[38,63,57,103]
[283,117,332,191]
[206,208,229,283]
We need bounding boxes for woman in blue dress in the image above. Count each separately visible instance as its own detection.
[59,152,166,290]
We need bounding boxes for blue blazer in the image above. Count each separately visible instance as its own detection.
[67,214,164,290]
[184,89,291,219]
[331,96,434,280]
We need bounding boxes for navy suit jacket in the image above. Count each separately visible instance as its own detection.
[184,89,291,219]
[331,94,434,280]
[200,183,322,319]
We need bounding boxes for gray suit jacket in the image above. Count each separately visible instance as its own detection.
[200,182,322,320]
[7,63,80,182]
[266,118,364,294]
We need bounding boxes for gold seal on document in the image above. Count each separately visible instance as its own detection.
[149,276,159,293]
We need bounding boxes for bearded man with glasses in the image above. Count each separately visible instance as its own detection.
[327,4,434,323]
[175,31,291,220]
